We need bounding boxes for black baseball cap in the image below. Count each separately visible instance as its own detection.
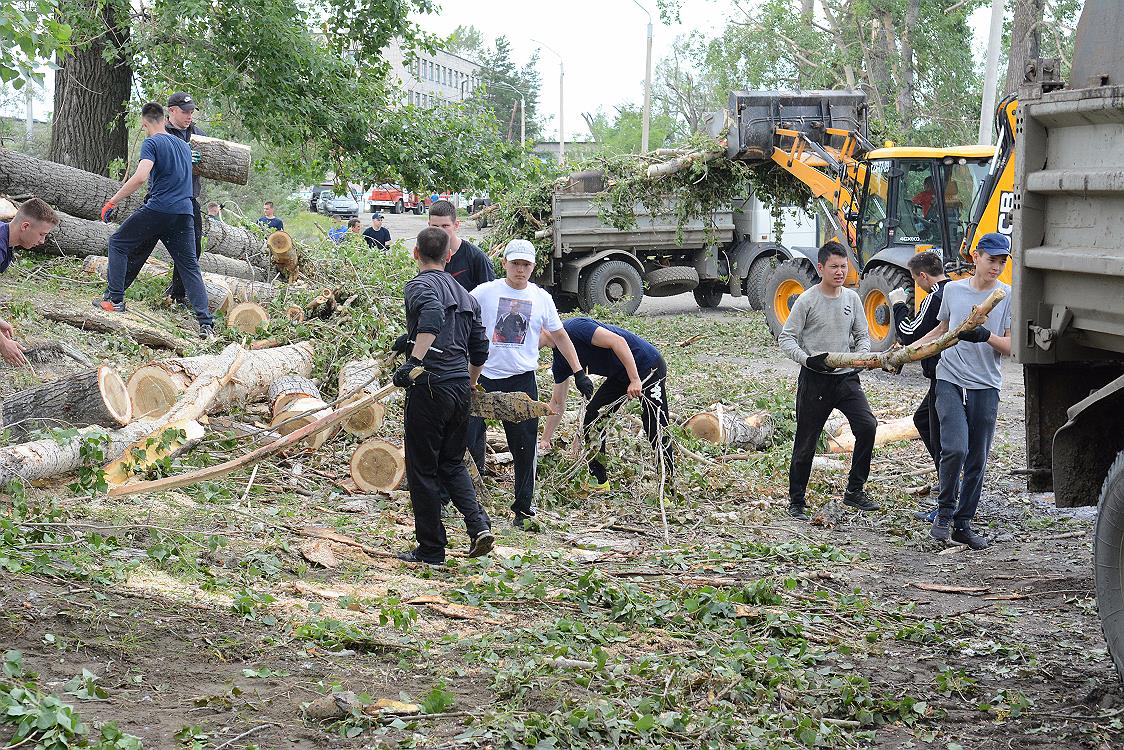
[167,92,197,111]
[372,212,384,220]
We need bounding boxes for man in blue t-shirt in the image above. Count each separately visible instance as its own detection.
[257,201,284,231]
[540,317,673,489]
[0,198,59,365]
[95,102,215,338]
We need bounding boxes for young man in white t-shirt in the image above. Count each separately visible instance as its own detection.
[469,240,591,529]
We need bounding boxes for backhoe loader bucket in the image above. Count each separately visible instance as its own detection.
[724,90,868,161]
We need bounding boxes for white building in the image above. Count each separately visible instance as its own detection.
[385,42,482,107]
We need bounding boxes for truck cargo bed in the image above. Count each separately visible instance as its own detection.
[551,194,734,256]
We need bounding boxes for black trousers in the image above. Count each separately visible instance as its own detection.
[467,370,538,516]
[913,377,941,474]
[789,368,877,505]
[584,358,672,484]
[404,378,491,562]
[167,197,204,301]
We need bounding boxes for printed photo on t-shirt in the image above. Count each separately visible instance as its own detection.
[493,297,531,346]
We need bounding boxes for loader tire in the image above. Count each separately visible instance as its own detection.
[859,265,913,352]
[1096,450,1124,682]
[764,260,818,341]
[745,254,779,311]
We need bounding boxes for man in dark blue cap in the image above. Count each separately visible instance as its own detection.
[163,92,205,304]
[362,213,391,249]
[914,232,1013,550]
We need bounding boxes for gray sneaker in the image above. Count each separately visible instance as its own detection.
[930,515,952,542]
[467,529,495,558]
[951,524,989,550]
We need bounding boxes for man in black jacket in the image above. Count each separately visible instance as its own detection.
[889,251,950,512]
[393,226,494,565]
[163,92,205,304]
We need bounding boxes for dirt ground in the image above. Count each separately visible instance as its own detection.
[1,256,1121,750]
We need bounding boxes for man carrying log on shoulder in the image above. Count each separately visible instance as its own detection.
[889,251,951,518]
[392,226,494,566]
[96,102,216,339]
[0,198,58,366]
[163,92,206,306]
[468,239,590,531]
[779,240,880,521]
[912,232,1013,550]
[539,318,672,493]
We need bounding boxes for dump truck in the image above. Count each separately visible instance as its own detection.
[1012,2,1124,679]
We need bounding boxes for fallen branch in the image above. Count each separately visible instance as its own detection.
[35,298,192,353]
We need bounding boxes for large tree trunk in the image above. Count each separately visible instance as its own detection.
[1005,0,1044,95]
[46,0,132,176]
[0,149,144,221]
[0,366,132,440]
[34,298,192,353]
[190,135,252,185]
[81,255,278,307]
[684,407,773,449]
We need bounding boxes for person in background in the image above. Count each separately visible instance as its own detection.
[428,200,494,291]
[778,240,879,520]
[327,217,347,244]
[163,92,205,305]
[362,213,391,249]
[0,198,59,365]
[257,201,284,231]
[346,218,362,236]
[206,202,222,219]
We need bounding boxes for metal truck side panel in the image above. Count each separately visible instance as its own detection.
[551,194,734,255]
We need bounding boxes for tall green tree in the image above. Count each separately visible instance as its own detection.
[447,26,543,144]
[581,104,675,155]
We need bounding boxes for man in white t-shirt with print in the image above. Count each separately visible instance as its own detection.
[469,240,592,530]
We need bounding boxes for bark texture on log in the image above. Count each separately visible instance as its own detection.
[684,407,774,449]
[35,299,191,353]
[0,366,132,439]
[470,391,555,421]
[823,288,1007,371]
[203,216,271,267]
[268,375,321,415]
[189,134,252,185]
[826,416,919,454]
[227,302,270,334]
[350,439,405,493]
[0,148,144,221]
[197,253,260,280]
[32,210,116,259]
[82,255,277,307]
[338,359,384,438]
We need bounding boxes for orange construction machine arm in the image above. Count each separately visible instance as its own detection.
[961,96,1018,285]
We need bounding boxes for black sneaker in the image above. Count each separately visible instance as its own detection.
[198,324,216,340]
[92,298,126,313]
[396,550,445,567]
[513,513,541,532]
[843,490,880,511]
[930,515,952,542]
[951,524,989,551]
[788,503,810,521]
[467,529,495,558]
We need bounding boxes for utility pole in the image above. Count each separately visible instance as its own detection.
[493,80,526,152]
[532,39,565,164]
[24,82,34,149]
[632,0,653,154]
[978,0,1004,145]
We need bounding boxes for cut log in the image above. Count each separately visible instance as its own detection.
[197,253,260,281]
[285,305,305,323]
[35,298,192,353]
[226,301,270,334]
[204,280,233,314]
[271,395,337,451]
[683,406,774,449]
[824,288,1008,371]
[268,375,321,415]
[267,231,298,278]
[338,359,385,437]
[470,390,555,422]
[0,344,245,487]
[102,418,205,485]
[127,342,315,419]
[189,134,251,185]
[0,366,132,439]
[0,195,17,221]
[0,147,145,222]
[202,215,271,267]
[350,439,406,493]
[826,416,920,454]
[31,209,116,259]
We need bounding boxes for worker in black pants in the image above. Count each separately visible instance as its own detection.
[163,92,205,304]
[393,226,494,566]
[889,251,951,518]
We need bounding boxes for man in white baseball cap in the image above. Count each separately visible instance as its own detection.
[468,239,591,530]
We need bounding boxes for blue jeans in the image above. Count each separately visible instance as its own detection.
[107,205,213,327]
[935,380,1000,526]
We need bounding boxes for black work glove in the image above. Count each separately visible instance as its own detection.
[806,353,836,373]
[957,327,991,344]
[391,332,411,354]
[573,371,595,400]
[392,356,423,388]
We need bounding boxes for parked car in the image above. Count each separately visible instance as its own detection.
[366,184,428,215]
[318,187,360,219]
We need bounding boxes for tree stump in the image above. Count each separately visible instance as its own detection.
[684,406,774,449]
[350,439,406,493]
[338,359,384,438]
[267,231,298,278]
[0,366,132,439]
[226,301,270,334]
[189,134,251,185]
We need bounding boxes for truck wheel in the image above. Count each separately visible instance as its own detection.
[859,265,913,352]
[645,266,700,297]
[745,255,779,311]
[580,260,643,315]
[693,282,724,309]
[764,260,818,340]
[412,203,423,215]
[392,199,404,215]
[1096,450,1124,681]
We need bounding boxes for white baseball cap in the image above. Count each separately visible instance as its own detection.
[503,239,537,263]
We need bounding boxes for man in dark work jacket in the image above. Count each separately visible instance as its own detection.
[163,92,205,303]
[392,226,494,565]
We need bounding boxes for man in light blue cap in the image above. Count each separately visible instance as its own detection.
[914,232,1013,550]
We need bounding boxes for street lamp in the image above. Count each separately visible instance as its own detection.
[531,38,564,165]
[492,80,527,151]
[632,0,654,154]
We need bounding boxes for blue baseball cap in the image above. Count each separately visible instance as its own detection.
[976,232,1011,257]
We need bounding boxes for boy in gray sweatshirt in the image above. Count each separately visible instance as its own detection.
[778,241,880,520]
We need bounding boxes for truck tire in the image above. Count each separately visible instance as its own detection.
[645,266,699,297]
[580,260,643,315]
[1096,450,1124,681]
[412,203,423,215]
[392,199,404,215]
[693,282,724,309]
[764,260,818,340]
[859,265,913,353]
[745,255,779,311]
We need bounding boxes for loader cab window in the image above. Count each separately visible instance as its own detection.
[858,160,891,265]
[942,159,991,259]
[897,160,941,245]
